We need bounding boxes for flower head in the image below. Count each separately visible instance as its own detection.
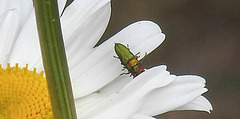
[0,0,212,118]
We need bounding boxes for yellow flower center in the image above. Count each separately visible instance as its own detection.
[0,64,53,119]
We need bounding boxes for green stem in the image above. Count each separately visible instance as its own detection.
[33,0,77,119]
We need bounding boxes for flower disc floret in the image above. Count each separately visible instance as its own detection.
[0,64,53,119]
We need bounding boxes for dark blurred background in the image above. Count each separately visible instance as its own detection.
[100,0,240,118]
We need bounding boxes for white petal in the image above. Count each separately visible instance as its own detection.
[138,75,208,116]
[119,66,174,96]
[130,113,156,119]
[0,10,20,66]
[75,93,105,114]
[0,0,33,26]
[62,0,111,67]
[174,96,213,113]
[97,75,132,96]
[8,0,68,71]
[72,21,165,98]
[58,0,67,14]
[8,11,42,70]
[75,66,174,119]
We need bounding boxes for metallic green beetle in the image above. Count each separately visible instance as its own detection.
[114,43,145,78]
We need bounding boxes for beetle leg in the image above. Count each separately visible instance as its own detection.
[113,55,119,59]
[139,52,148,62]
[135,52,140,56]
[134,52,141,59]
[122,65,127,70]
[144,52,147,57]
[120,72,130,76]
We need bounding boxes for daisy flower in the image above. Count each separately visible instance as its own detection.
[0,0,212,118]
